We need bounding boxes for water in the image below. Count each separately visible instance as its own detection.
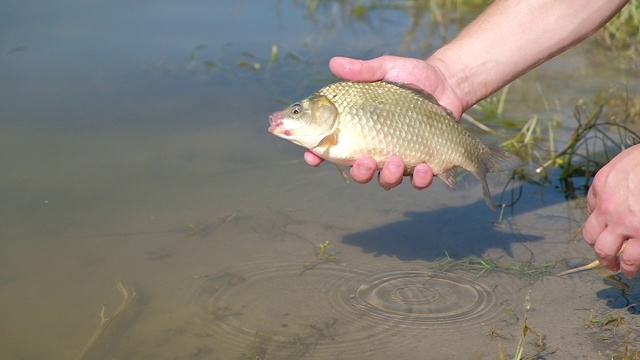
[1,1,639,359]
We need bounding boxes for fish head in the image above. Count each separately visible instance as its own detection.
[268,95,338,149]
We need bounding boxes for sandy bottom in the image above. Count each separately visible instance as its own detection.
[1,110,638,360]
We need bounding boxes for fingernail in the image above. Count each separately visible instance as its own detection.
[387,161,402,173]
[355,163,374,174]
[415,166,428,176]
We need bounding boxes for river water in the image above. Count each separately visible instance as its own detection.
[1,1,639,359]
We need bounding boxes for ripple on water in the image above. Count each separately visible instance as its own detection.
[182,259,509,359]
[353,271,496,325]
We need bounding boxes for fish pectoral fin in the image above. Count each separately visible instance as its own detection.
[438,169,457,189]
[314,131,339,153]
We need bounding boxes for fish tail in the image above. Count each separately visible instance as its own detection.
[475,167,496,211]
[475,145,522,210]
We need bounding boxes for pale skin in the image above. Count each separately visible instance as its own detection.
[303,0,639,277]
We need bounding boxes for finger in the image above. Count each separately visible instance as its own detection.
[586,185,597,215]
[582,212,606,247]
[303,150,324,167]
[379,156,405,190]
[410,163,434,190]
[329,56,390,82]
[587,166,610,213]
[592,226,623,272]
[619,238,640,279]
[349,157,377,184]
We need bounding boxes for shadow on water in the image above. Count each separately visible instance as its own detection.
[341,182,563,262]
[597,274,640,314]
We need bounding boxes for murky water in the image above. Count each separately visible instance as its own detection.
[1,1,639,359]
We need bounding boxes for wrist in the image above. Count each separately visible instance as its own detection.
[424,54,475,119]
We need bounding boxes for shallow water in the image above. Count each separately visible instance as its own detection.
[1,1,639,359]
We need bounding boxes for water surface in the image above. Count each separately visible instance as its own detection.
[1,1,639,359]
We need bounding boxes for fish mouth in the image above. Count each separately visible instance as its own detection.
[268,111,284,133]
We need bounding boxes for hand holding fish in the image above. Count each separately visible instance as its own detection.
[270,80,520,209]
[582,144,640,278]
[304,1,628,191]
[286,0,637,279]
[304,55,456,190]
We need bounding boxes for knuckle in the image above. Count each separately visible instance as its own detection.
[581,223,597,246]
[593,245,610,263]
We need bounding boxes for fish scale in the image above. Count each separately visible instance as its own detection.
[268,81,522,209]
[317,82,480,174]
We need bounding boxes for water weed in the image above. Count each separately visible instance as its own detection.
[596,0,640,57]
[425,252,555,280]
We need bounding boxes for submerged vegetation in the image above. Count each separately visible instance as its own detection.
[597,0,640,57]
[464,81,639,210]
[498,88,640,200]
[299,0,637,52]
[184,5,639,356]
[587,296,640,360]
[500,294,551,360]
[300,240,339,274]
[425,252,555,280]
[183,0,638,99]
[299,0,640,57]
[299,0,491,51]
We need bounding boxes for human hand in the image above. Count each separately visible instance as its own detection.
[304,55,464,190]
[582,144,640,278]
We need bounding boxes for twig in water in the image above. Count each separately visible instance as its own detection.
[557,241,627,276]
[76,280,136,360]
[556,260,601,276]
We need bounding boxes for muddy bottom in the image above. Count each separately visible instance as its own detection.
[1,115,638,359]
[2,1,639,358]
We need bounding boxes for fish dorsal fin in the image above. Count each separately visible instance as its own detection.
[384,81,455,119]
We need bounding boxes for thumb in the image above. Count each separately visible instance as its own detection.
[329,56,390,82]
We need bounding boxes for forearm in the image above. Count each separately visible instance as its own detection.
[428,0,629,113]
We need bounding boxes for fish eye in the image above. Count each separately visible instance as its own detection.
[291,103,302,115]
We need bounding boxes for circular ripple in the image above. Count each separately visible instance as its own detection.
[183,261,376,358]
[182,260,508,359]
[353,271,495,324]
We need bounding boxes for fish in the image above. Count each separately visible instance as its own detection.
[268,81,521,209]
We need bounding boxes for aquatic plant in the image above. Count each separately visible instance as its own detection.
[301,0,639,57]
[587,303,640,360]
[596,0,640,57]
[297,0,491,52]
[300,0,490,22]
[425,252,555,280]
[300,240,338,274]
[506,293,548,360]
[538,91,639,196]
[491,87,640,202]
